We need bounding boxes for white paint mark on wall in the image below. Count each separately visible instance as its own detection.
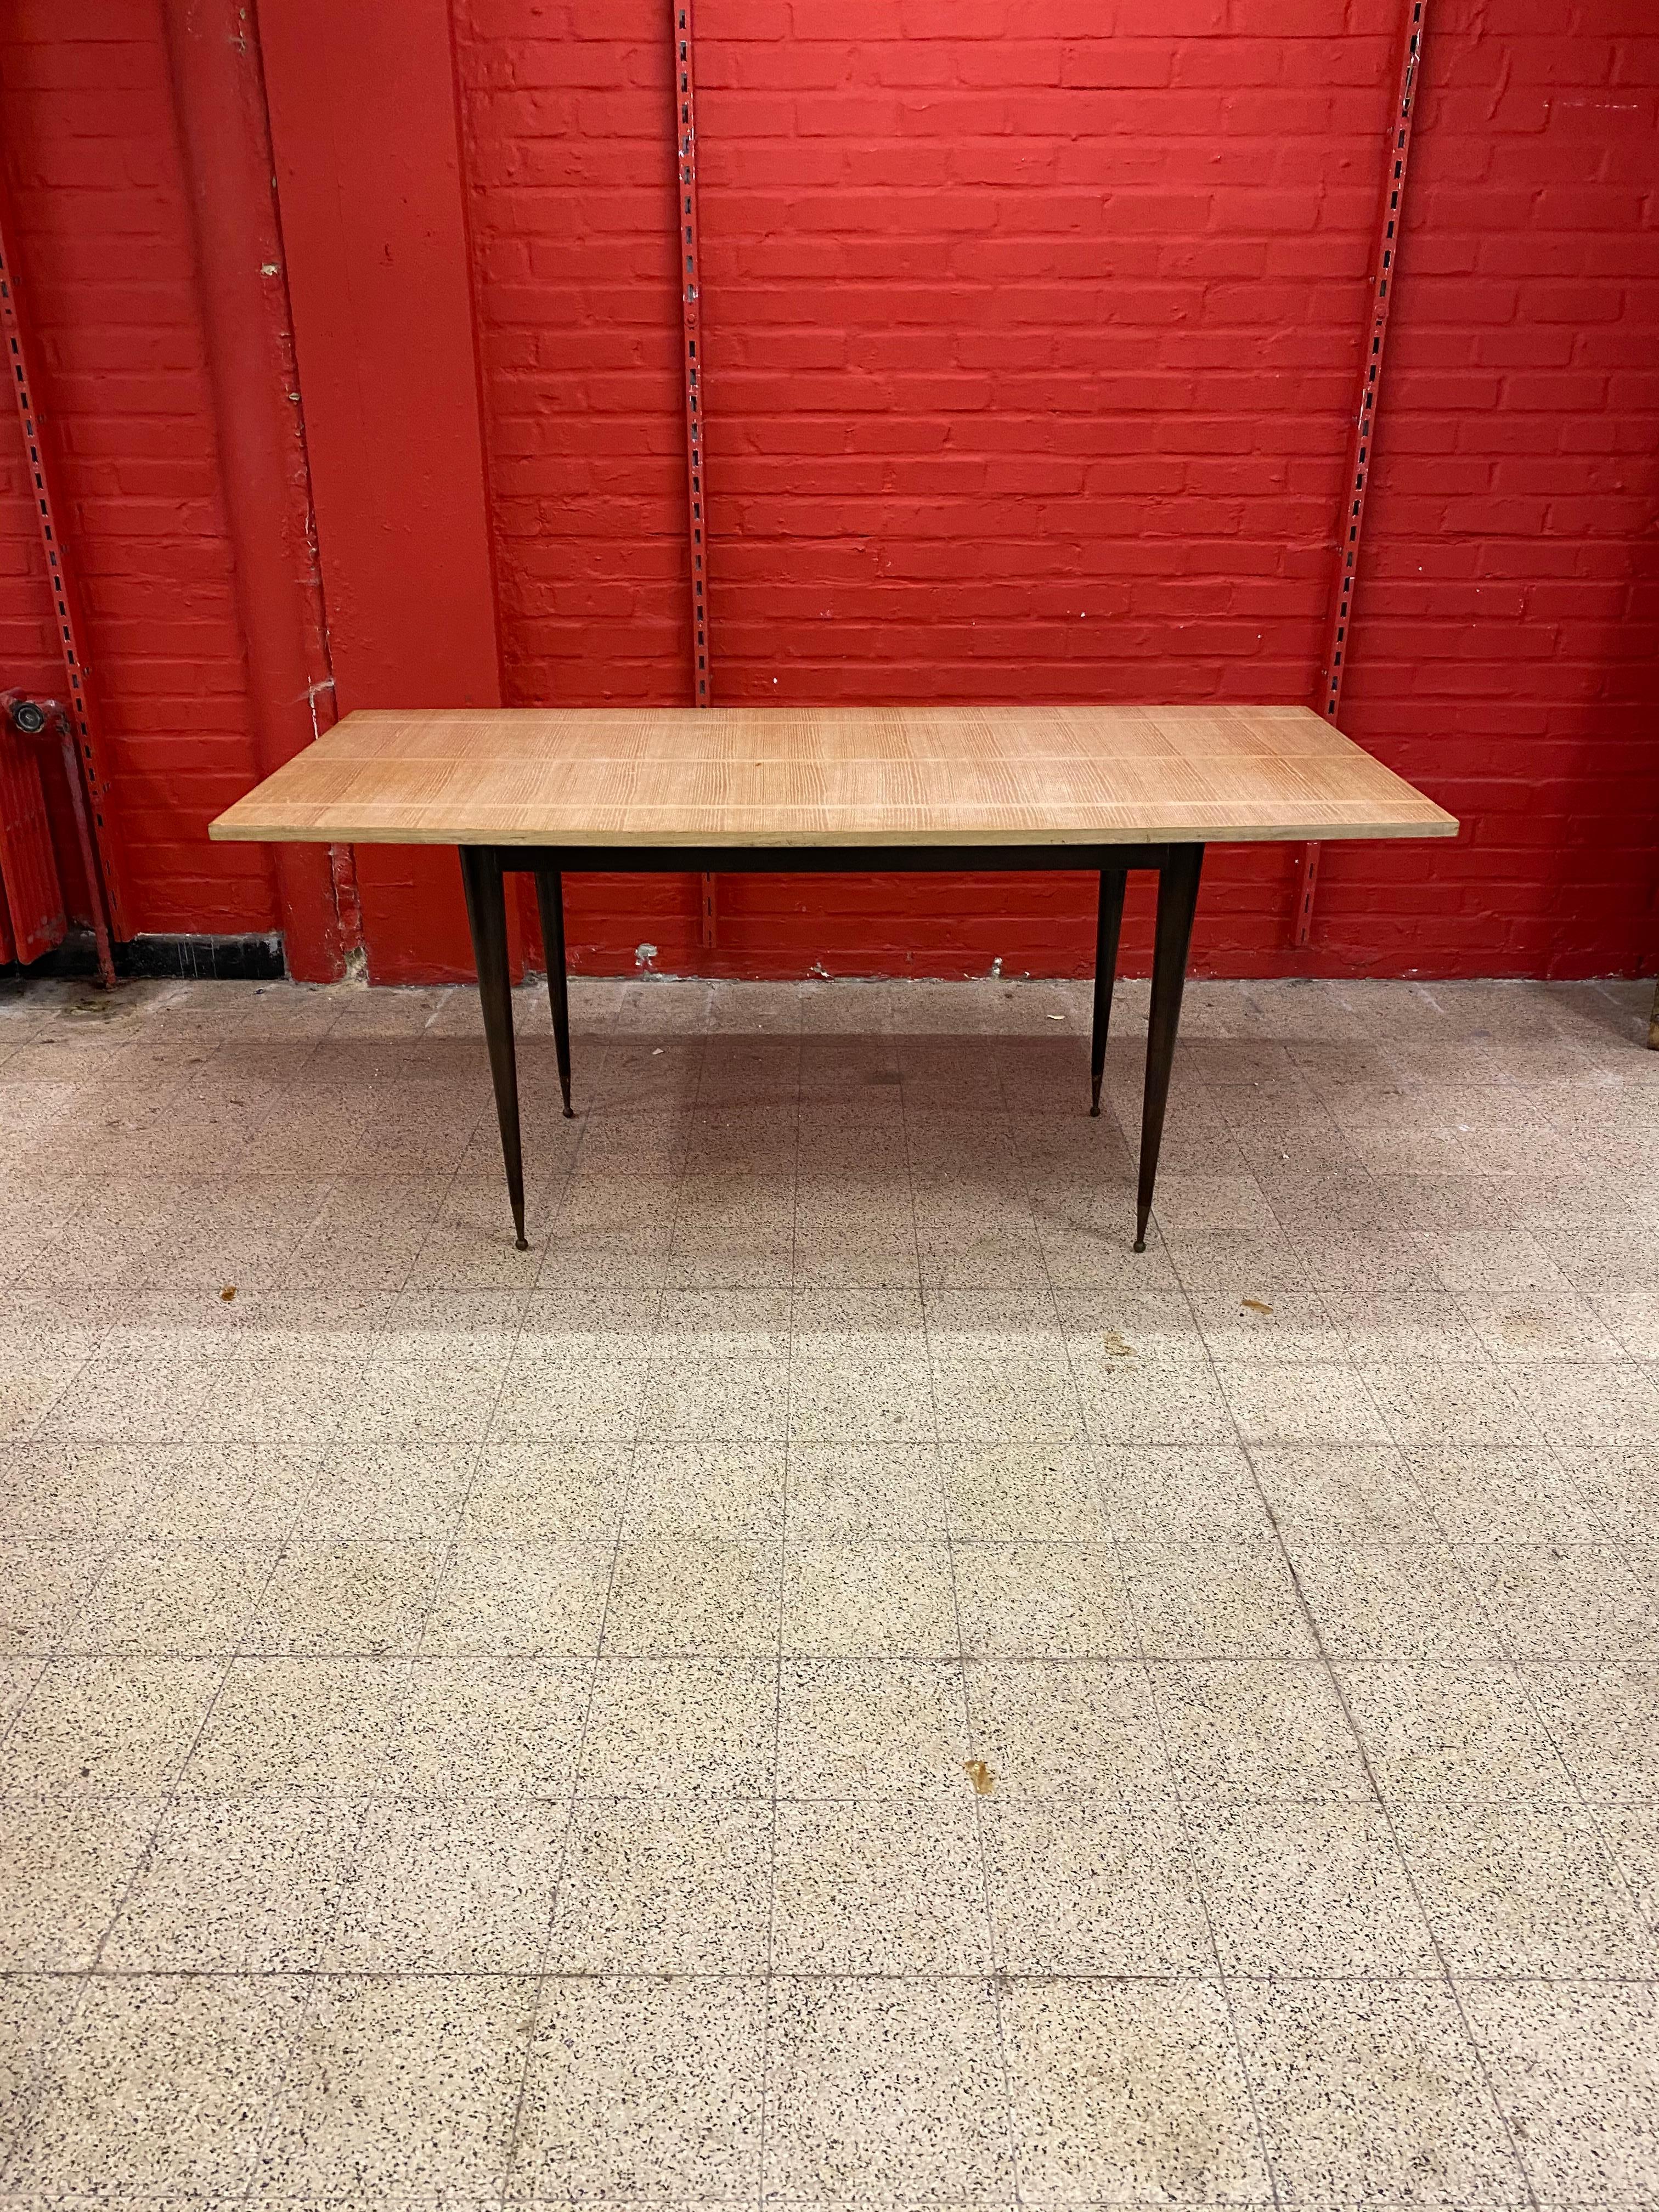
[635,942,658,969]
[305,675,336,742]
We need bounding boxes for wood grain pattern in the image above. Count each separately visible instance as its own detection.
[209,704,1458,849]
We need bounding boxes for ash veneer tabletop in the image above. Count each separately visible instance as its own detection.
[210,702,1454,848]
[212,702,1457,1256]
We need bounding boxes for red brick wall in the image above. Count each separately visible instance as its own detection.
[1338,0,1659,978]
[3,0,1655,977]
[0,0,280,939]
[453,0,1659,980]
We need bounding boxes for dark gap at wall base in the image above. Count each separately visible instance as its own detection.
[1,928,286,986]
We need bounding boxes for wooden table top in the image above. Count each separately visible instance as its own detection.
[210,703,1458,850]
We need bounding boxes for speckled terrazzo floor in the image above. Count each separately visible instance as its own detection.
[1,966,1658,2202]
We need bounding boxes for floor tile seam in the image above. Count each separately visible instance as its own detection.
[399,1040,608,1528]
[0,1656,49,1765]
[1436,1514,1648,1678]
[77,1285,391,2083]
[16,1638,1536,1667]
[1161,1187,1507,2197]
[892,1005,1021,2199]
[1487,1649,1659,1939]
[1,1478,178,1686]
[757,1064,806,2212]
[498,1071,695,2202]
[404,1438,499,1666]
[12,1961,1659,1986]
[232,1802,385,2202]
[1042,1226,1272,2022]
[194,1160,347,1285]
[1053,1262,1236,1681]
[1195,1181,1544,2212]
[1438,1287,1649,1374]
[1578,1799,1659,1955]
[942,1385,1000,1980]
[83,1498,346,1980]
[1108,1384,1288,2203]
[0,1780,1436,1815]
[145,1064,402,2203]
[1229,1171,1575,1610]
[13,1286,132,1451]
[0,1518,311,2196]
[210,1126,452,1385]
[978,1065,1179,2211]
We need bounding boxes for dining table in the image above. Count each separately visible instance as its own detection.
[211,703,1458,1253]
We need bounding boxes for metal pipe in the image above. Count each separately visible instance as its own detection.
[2,695,116,987]
[1297,0,1430,949]
[161,0,354,983]
[0,695,66,969]
[51,720,113,986]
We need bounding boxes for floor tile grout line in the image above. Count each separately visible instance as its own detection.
[4,1962,1659,1984]
[909,1014,1028,2205]
[4,977,1659,2196]
[50,1428,359,2204]
[1072,1243,1287,2212]
[34,1636,1659,1667]
[1185,1170,1544,2212]
[10,1640,1650,1669]
[1187,1113,1571,1656]
[399,991,622,1649]
[0,1437,187,1723]
[14,1288,128,1453]
[494,1017,706,2202]
[244,984,593,2202]
[758,1053,804,2212]
[1486,1629,1659,1940]
[1273,1094,1659,1692]
[296,984,475,1296]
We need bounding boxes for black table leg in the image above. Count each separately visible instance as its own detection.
[533,865,575,1119]
[458,844,528,1251]
[1135,843,1204,1254]
[1090,868,1127,1116]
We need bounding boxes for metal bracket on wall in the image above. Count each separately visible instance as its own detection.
[0,187,128,954]
[673,0,719,951]
[1299,0,1429,949]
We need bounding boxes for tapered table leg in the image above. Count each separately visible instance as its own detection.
[533,866,575,1119]
[1090,868,1127,1116]
[458,845,528,1251]
[1135,843,1204,1254]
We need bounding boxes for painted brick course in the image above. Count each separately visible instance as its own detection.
[2,0,1654,980]
[452,0,1658,980]
[0,0,279,938]
[1337,0,1659,978]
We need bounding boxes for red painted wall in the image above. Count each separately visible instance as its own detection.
[0,0,281,941]
[3,0,1656,979]
[1340,2,1659,977]
[257,0,506,986]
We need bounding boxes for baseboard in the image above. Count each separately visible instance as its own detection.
[1,928,286,985]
